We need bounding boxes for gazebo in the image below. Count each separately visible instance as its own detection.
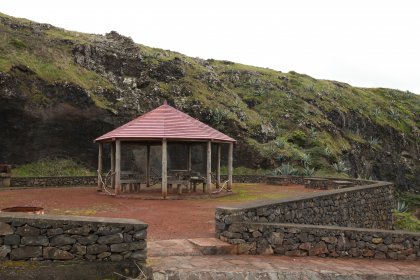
[94,101,236,198]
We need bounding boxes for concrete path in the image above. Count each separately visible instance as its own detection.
[148,238,420,280]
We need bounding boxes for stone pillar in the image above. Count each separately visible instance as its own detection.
[206,141,212,194]
[97,143,103,190]
[162,139,167,198]
[227,142,233,191]
[115,140,121,194]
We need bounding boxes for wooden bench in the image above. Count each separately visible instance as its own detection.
[120,171,143,193]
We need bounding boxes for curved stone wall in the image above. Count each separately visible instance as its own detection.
[215,177,420,260]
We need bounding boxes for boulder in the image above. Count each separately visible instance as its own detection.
[10,246,42,260]
[15,225,40,236]
[0,222,13,236]
[50,235,76,246]
[43,247,74,260]
[77,234,98,245]
[0,245,11,258]
[86,244,108,254]
[21,236,49,246]
[4,234,20,245]
[97,233,123,244]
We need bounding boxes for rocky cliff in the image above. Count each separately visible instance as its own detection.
[0,13,419,190]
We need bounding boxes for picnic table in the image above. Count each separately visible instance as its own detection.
[168,170,206,194]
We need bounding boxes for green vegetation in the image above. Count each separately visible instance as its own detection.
[0,12,419,184]
[394,192,420,232]
[394,211,420,232]
[12,158,95,177]
[275,163,298,176]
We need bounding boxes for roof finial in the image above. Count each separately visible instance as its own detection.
[163,99,168,105]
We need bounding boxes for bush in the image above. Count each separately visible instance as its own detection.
[332,160,350,174]
[393,211,420,232]
[275,163,298,176]
[12,158,94,177]
[289,130,307,146]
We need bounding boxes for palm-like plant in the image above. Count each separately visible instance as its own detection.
[275,163,298,176]
[333,160,350,173]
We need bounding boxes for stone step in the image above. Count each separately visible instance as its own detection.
[148,239,203,257]
[188,238,237,255]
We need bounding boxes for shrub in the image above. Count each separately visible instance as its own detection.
[274,138,286,149]
[332,160,350,173]
[12,158,94,177]
[300,153,312,166]
[396,200,409,213]
[394,211,420,232]
[302,166,315,176]
[275,163,298,176]
[289,130,307,146]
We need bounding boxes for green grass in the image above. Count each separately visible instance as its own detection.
[393,211,420,232]
[214,183,288,203]
[12,158,95,177]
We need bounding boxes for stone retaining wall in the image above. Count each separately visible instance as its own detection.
[0,213,147,262]
[9,175,267,188]
[216,181,395,230]
[218,222,420,260]
[10,176,97,187]
[266,176,371,188]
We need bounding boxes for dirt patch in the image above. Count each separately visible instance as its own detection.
[0,184,320,240]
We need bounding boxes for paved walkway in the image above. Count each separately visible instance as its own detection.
[148,239,420,280]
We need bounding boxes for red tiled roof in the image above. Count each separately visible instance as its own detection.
[94,103,236,143]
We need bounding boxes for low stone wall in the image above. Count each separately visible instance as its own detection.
[223,175,267,184]
[0,213,147,262]
[10,176,97,187]
[219,222,420,260]
[266,176,371,188]
[9,175,267,188]
[216,181,395,230]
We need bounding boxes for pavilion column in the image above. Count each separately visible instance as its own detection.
[227,142,233,191]
[115,140,122,194]
[206,141,212,194]
[187,144,192,171]
[146,144,151,187]
[216,144,221,187]
[111,142,115,188]
[162,139,168,199]
[97,143,103,191]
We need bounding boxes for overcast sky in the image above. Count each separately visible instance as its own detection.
[1,0,419,94]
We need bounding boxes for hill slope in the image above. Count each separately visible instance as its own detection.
[0,13,419,189]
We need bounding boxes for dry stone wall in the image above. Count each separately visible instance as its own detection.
[0,213,147,262]
[219,222,420,260]
[215,178,418,260]
[216,182,395,230]
[10,176,97,187]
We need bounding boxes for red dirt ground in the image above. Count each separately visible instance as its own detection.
[0,184,319,240]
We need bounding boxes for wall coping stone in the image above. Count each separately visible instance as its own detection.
[0,212,147,228]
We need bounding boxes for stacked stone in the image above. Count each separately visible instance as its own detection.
[0,213,147,262]
[11,176,97,188]
[219,223,420,260]
[216,182,395,230]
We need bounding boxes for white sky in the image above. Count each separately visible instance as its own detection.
[1,0,419,93]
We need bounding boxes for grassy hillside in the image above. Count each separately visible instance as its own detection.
[0,12,419,189]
